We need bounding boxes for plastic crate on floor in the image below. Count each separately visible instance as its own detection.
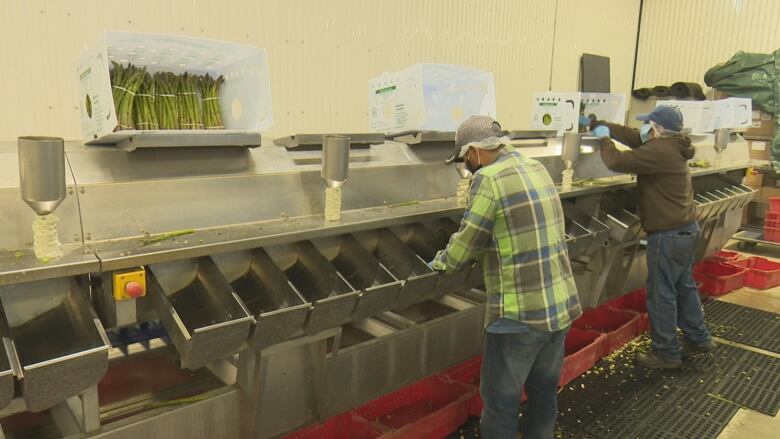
[765,226,780,243]
[440,355,485,417]
[604,288,650,333]
[693,260,748,296]
[769,197,780,213]
[559,328,606,387]
[572,307,639,355]
[708,250,742,262]
[355,375,474,439]
[725,257,780,290]
[284,412,382,439]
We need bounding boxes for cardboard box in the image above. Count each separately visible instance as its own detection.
[745,109,776,139]
[531,92,626,135]
[76,31,273,143]
[368,64,496,134]
[748,139,771,161]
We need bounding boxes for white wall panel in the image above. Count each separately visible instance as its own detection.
[635,0,780,88]
[0,0,641,141]
[551,0,641,98]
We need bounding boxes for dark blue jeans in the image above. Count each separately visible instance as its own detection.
[646,222,711,361]
[480,324,568,439]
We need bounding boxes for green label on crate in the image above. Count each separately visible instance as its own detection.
[376,86,396,95]
[79,67,92,80]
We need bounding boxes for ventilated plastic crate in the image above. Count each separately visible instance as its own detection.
[726,257,780,290]
[765,226,780,242]
[605,288,650,333]
[559,328,606,387]
[355,375,474,439]
[768,197,780,212]
[284,413,382,439]
[572,307,639,355]
[709,250,741,263]
[693,260,748,296]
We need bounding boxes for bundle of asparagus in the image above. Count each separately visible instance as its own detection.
[108,63,226,131]
[154,72,179,129]
[198,74,225,129]
[110,62,146,130]
[133,73,159,130]
[177,73,204,130]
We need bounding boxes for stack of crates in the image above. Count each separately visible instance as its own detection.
[764,197,780,242]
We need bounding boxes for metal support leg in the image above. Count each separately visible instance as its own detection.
[237,328,338,439]
[50,385,100,435]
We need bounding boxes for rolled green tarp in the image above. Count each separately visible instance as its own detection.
[651,86,671,97]
[671,82,706,100]
[705,49,780,171]
[632,88,653,100]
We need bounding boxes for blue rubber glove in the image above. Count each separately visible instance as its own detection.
[579,115,592,128]
[427,260,435,270]
[593,125,610,139]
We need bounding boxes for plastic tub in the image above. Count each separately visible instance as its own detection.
[726,257,780,290]
[355,375,474,438]
[572,308,639,355]
[769,197,780,213]
[765,226,780,243]
[709,250,742,263]
[284,413,382,439]
[560,328,606,387]
[693,260,748,296]
[605,288,649,333]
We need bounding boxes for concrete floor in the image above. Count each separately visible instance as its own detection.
[711,241,780,439]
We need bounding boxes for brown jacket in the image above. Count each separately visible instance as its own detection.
[599,122,697,233]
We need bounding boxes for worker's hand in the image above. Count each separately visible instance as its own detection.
[593,125,611,139]
[579,114,597,130]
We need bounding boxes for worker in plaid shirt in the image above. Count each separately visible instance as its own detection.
[431,116,581,439]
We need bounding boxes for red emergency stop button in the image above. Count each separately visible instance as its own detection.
[125,281,145,298]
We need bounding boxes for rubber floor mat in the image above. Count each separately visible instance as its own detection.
[455,336,779,438]
[554,337,776,438]
[704,300,780,353]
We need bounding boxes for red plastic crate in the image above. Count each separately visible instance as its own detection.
[769,197,780,212]
[708,250,742,262]
[765,226,780,242]
[604,288,650,333]
[725,257,780,290]
[559,328,606,387]
[438,356,527,418]
[764,218,780,229]
[284,413,382,439]
[767,211,780,220]
[355,375,474,439]
[572,308,639,355]
[693,260,748,296]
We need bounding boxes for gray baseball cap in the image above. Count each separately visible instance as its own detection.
[446,115,508,164]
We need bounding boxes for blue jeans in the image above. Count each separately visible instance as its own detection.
[646,222,711,361]
[480,323,568,439]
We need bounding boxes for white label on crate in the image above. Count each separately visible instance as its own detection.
[752,141,767,151]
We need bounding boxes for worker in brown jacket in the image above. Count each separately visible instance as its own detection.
[582,106,716,369]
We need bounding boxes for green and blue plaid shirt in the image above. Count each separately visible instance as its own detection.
[433,145,581,331]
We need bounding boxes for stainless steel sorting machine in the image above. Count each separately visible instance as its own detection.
[0,130,757,438]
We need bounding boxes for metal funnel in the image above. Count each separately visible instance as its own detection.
[714,129,730,154]
[561,132,581,170]
[321,135,350,188]
[17,137,66,215]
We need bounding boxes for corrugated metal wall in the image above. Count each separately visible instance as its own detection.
[635,0,780,88]
[0,0,640,141]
